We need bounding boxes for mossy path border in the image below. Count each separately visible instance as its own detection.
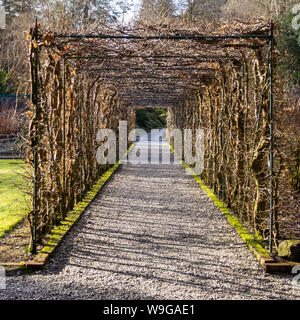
[2,144,298,275]
[168,144,299,273]
[1,145,134,275]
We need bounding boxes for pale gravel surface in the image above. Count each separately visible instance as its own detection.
[1,140,300,300]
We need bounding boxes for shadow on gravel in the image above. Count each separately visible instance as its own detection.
[40,221,299,300]
[14,161,299,300]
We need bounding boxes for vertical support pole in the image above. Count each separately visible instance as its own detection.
[241,62,246,139]
[62,58,66,219]
[221,81,225,201]
[79,76,83,201]
[32,19,39,254]
[269,24,274,253]
[241,62,246,217]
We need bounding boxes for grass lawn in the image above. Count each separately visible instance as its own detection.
[0,160,30,237]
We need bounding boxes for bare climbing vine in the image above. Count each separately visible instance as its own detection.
[25,18,298,250]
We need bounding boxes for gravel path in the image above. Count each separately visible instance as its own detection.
[1,139,300,300]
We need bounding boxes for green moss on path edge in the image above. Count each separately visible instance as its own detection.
[1,145,134,272]
[168,144,274,269]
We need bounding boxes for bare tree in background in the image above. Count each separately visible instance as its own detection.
[138,0,176,23]
[2,0,36,23]
[184,0,226,21]
[0,0,131,94]
[222,0,300,20]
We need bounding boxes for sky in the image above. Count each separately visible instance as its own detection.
[119,0,186,24]
[119,0,141,24]
[0,0,185,26]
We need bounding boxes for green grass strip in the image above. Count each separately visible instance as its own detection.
[0,160,30,238]
[168,144,272,262]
